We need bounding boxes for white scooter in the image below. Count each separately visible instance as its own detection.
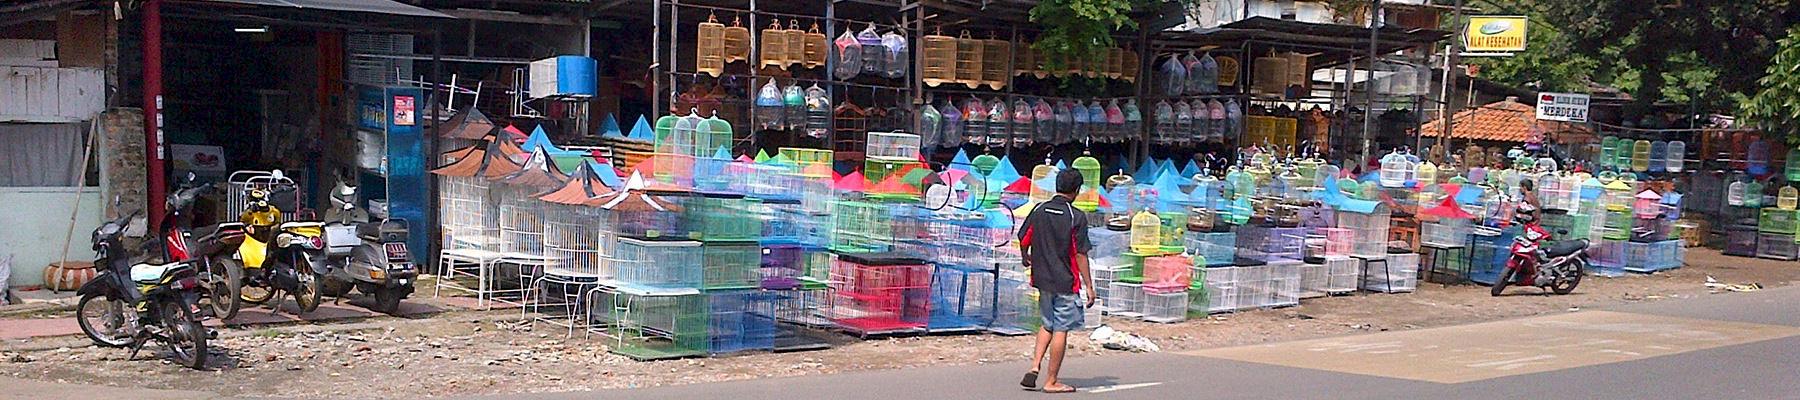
[320,181,415,314]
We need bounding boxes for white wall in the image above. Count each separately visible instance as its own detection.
[0,187,103,288]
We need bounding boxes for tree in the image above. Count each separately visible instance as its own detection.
[1461,20,1599,93]
[1742,26,1800,146]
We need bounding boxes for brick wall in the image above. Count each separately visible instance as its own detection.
[98,108,145,219]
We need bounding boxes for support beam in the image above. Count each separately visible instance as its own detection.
[144,0,166,232]
[438,8,583,26]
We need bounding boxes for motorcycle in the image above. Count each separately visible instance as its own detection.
[74,207,213,369]
[320,180,416,314]
[1491,202,1588,296]
[154,173,247,320]
[226,181,326,314]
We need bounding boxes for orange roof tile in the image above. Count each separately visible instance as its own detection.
[1419,98,1589,143]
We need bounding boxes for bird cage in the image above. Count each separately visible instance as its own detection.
[1633,190,1664,219]
[856,25,886,76]
[697,241,761,290]
[1779,186,1798,211]
[1338,204,1392,257]
[610,237,703,289]
[1142,255,1193,294]
[1630,139,1651,172]
[1666,140,1687,173]
[1158,211,1187,251]
[866,131,921,160]
[1251,51,1289,95]
[754,80,784,131]
[696,15,726,77]
[955,31,984,88]
[827,252,931,335]
[1029,99,1055,145]
[1120,49,1140,82]
[882,30,908,79]
[1015,45,1036,77]
[921,29,956,86]
[758,20,787,69]
[702,289,779,355]
[496,158,565,258]
[779,20,805,68]
[833,30,862,80]
[594,189,687,240]
[1007,99,1032,146]
[980,100,1005,146]
[802,23,827,68]
[1379,150,1413,188]
[590,286,707,360]
[830,201,895,253]
[1648,141,1667,173]
[927,264,997,331]
[545,202,607,278]
[781,83,806,131]
[723,17,751,63]
[779,147,833,179]
[1129,209,1163,253]
[686,194,762,242]
[1101,47,1123,79]
[980,35,1010,90]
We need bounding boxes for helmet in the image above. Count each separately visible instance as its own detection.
[1514,202,1538,224]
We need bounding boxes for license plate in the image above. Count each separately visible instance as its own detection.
[384,242,410,261]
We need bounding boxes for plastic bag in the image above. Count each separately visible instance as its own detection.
[1206,99,1227,143]
[783,84,806,131]
[940,101,964,146]
[1087,101,1108,143]
[1180,52,1203,95]
[1223,99,1243,143]
[987,100,1008,147]
[1012,99,1034,146]
[1071,100,1091,144]
[1089,325,1161,353]
[1173,100,1194,144]
[1054,101,1075,145]
[963,98,986,145]
[919,104,943,149]
[1153,100,1175,145]
[1189,52,1220,94]
[857,26,886,76]
[882,31,908,79]
[754,80,785,130]
[833,31,862,80]
[804,84,831,139]
[1159,55,1187,97]
[1033,99,1057,144]
[1105,100,1126,143]
[1122,99,1142,142]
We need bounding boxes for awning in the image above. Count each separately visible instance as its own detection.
[196,0,452,19]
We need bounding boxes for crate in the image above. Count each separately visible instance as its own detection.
[928,264,997,332]
[1420,219,1472,247]
[1105,281,1144,317]
[1142,255,1194,294]
[1184,231,1237,266]
[1756,233,1799,261]
[1588,239,1627,277]
[684,195,763,242]
[1724,228,1759,257]
[1359,254,1417,293]
[1141,291,1188,323]
[827,253,933,335]
[591,286,708,361]
[706,289,779,355]
[611,238,703,289]
[829,201,896,253]
[1760,208,1798,235]
[1624,240,1685,272]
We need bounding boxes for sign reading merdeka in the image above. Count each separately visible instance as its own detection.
[1535,92,1589,123]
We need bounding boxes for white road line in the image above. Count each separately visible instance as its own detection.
[1084,382,1164,393]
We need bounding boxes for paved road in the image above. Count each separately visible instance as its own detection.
[471,285,1800,400]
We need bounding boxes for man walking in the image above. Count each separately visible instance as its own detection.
[1018,169,1095,393]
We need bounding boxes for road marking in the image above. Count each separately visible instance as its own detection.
[1083,382,1163,393]
[1183,311,1800,384]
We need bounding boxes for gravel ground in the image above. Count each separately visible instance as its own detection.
[3,248,1794,399]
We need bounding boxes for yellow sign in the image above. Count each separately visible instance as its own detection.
[1465,16,1528,53]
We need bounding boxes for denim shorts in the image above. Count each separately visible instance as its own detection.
[1038,292,1085,332]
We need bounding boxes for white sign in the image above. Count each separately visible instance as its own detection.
[1535,92,1590,123]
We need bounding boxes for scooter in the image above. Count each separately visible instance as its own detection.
[154,173,246,320]
[1491,202,1588,296]
[320,180,416,314]
[74,207,213,370]
[227,182,326,314]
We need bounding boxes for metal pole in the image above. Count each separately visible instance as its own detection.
[144,0,166,232]
[1441,0,1463,164]
[428,29,444,273]
[652,0,662,115]
[1361,0,1381,170]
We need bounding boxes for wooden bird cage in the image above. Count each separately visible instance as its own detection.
[1083,52,1100,78]
[834,101,871,156]
[980,34,1009,90]
[1061,52,1080,78]
[723,16,751,63]
[783,20,807,68]
[1120,49,1139,82]
[696,14,726,77]
[921,29,956,87]
[1015,45,1035,77]
[954,31,984,88]
[1104,48,1124,79]
[802,23,827,68]
[1252,51,1289,95]
[758,19,787,69]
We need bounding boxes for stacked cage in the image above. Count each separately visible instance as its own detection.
[928,264,997,332]
[1201,265,1237,313]
[611,237,704,289]
[1236,226,1304,262]
[1588,239,1627,277]
[1184,231,1237,266]
[1465,227,1515,285]
[1724,227,1758,257]
[1756,232,1797,261]
[1315,256,1361,296]
[831,201,896,254]
[1420,219,1472,247]
[989,276,1038,335]
[761,200,829,248]
[1142,255,1194,295]
[440,171,503,252]
[545,203,606,279]
[1307,228,1353,258]
[706,289,779,355]
[1338,206,1392,258]
[1360,253,1418,293]
[1625,240,1687,272]
[1106,281,1144,317]
[591,286,708,360]
[827,253,932,335]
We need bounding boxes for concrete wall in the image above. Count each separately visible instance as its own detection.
[0,187,103,288]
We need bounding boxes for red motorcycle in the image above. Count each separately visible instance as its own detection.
[155,174,247,319]
[1491,203,1588,296]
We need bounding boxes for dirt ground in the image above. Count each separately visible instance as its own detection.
[3,248,1794,399]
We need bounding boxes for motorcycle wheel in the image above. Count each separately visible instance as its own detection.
[76,293,137,348]
[1552,260,1585,295]
[240,269,275,305]
[321,278,352,298]
[292,258,323,313]
[371,286,407,315]
[1490,268,1515,297]
[207,257,244,320]
[159,299,208,370]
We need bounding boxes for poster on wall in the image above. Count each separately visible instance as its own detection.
[169,144,227,178]
[393,95,415,126]
[1535,92,1590,123]
[1464,16,1528,53]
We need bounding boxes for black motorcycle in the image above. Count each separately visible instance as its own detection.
[74,209,212,369]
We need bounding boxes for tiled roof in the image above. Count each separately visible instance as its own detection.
[1419,99,1588,143]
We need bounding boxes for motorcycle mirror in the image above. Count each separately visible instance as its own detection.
[1556,229,1569,235]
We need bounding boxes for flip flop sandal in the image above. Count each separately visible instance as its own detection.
[1020,371,1039,389]
[1043,384,1077,393]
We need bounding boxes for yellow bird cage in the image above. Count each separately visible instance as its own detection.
[1120,49,1139,82]
[1252,51,1289,95]
[920,29,956,87]
[783,20,806,68]
[1104,48,1124,79]
[1015,45,1035,77]
[980,34,1010,90]
[722,16,751,64]
[758,19,787,70]
[696,14,726,77]
[954,31,984,88]
[802,23,827,68]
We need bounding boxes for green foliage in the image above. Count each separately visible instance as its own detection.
[1742,26,1800,146]
[1028,0,1139,71]
[1462,22,1598,93]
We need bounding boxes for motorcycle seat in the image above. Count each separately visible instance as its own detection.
[130,262,189,284]
[1543,240,1587,257]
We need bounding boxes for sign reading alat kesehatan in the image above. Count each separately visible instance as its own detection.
[1465,16,1529,53]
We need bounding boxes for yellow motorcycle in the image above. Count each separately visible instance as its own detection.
[223,186,324,315]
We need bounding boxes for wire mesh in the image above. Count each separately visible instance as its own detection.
[928,264,997,331]
[593,288,708,360]
[830,201,895,253]
[707,289,779,354]
[544,203,606,278]
[441,175,503,252]
[701,242,761,290]
[498,185,548,257]
[1337,207,1392,257]
[827,254,932,334]
[610,238,703,289]
[1141,291,1187,323]
[686,195,763,242]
